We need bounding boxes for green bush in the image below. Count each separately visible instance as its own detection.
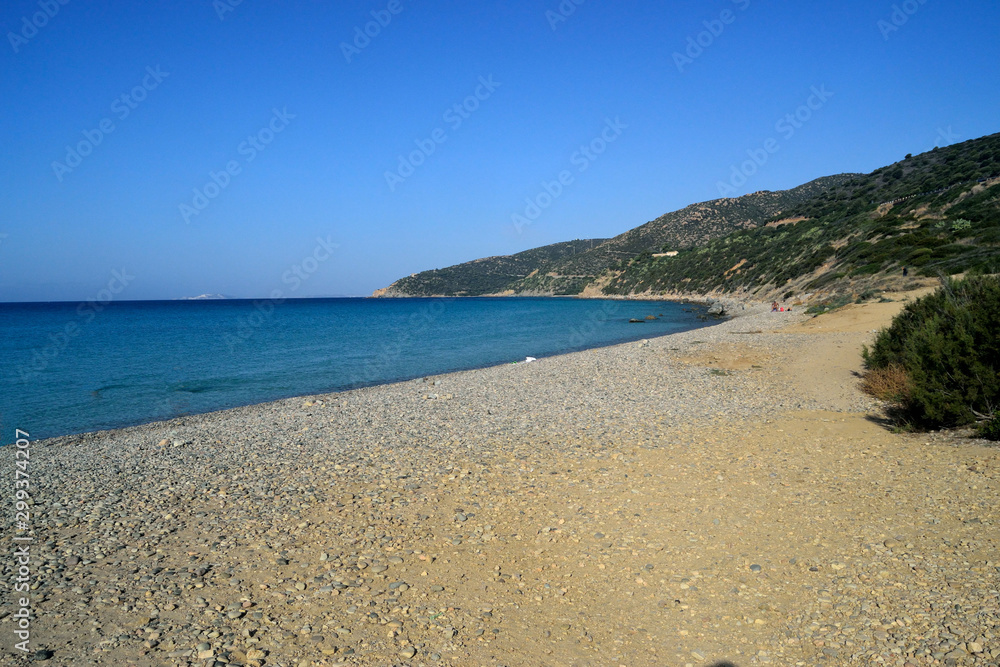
[951,218,973,233]
[863,275,1000,428]
[978,415,1000,441]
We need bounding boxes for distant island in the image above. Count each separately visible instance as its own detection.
[177,294,229,300]
[375,132,1000,303]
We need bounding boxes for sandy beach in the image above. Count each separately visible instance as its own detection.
[2,295,998,667]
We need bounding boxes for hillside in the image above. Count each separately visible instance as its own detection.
[507,175,854,295]
[375,175,854,297]
[603,133,1000,299]
[373,239,607,297]
[375,132,1000,301]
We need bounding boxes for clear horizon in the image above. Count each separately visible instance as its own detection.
[2,0,999,302]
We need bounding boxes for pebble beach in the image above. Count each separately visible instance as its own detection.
[1,297,998,667]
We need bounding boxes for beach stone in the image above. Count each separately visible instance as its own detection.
[10,299,1000,667]
[399,646,417,659]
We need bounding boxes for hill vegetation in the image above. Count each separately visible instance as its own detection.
[376,132,1000,301]
[861,275,1000,439]
[377,176,854,297]
[602,134,1000,298]
[508,175,854,295]
[373,239,607,297]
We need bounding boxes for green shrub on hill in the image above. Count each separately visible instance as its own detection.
[602,173,1000,296]
[385,133,1000,299]
[979,415,1000,441]
[862,275,1000,430]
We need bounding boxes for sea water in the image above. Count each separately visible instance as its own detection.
[0,297,712,443]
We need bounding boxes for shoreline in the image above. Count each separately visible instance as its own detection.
[3,294,997,666]
[368,291,733,308]
[11,297,730,447]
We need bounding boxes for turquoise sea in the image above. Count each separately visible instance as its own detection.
[0,297,712,444]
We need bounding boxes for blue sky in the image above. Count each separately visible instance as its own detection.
[2,0,998,301]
